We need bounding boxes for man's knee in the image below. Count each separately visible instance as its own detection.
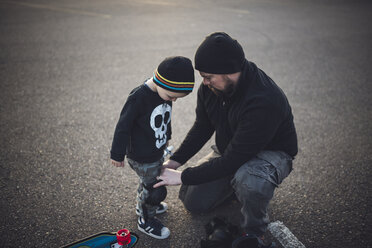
[182,197,212,213]
[179,184,214,213]
[232,167,275,200]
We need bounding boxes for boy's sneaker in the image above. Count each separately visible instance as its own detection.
[137,216,170,239]
[136,202,168,216]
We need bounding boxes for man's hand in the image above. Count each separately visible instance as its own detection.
[153,168,182,188]
[111,159,125,167]
[162,159,181,170]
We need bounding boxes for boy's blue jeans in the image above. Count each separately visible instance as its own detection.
[127,157,164,220]
[179,147,293,236]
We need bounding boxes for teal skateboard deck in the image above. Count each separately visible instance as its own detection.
[61,230,138,248]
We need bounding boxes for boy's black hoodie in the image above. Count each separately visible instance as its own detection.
[111,84,172,163]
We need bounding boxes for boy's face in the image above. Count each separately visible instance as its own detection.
[157,87,188,102]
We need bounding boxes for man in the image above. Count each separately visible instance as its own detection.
[154,32,298,244]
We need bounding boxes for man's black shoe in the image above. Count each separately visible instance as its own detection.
[232,234,276,248]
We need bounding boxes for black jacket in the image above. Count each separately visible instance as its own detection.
[111,84,172,163]
[171,60,298,185]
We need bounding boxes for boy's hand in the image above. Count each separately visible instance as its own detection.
[163,159,181,170]
[111,159,125,167]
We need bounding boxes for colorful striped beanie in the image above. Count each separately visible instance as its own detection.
[153,56,195,93]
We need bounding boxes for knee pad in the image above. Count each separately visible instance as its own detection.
[143,180,167,206]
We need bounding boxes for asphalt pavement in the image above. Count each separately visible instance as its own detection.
[1,0,371,247]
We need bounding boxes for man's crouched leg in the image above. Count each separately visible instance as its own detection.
[178,148,235,213]
[179,176,234,213]
[231,150,293,236]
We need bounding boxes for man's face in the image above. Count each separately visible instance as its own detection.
[199,72,234,94]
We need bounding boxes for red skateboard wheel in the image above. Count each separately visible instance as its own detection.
[116,229,131,246]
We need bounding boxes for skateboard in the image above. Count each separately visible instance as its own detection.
[61,229,139,248]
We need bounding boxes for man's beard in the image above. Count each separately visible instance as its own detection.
[208,76,235,97]
[208,85,222,96]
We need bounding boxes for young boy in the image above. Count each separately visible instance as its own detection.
[110,56,195,239]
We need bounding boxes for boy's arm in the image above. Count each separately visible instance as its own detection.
[110,95,139,163]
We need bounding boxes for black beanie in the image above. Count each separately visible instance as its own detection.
[195,32,245,74]
[153,56,195,93]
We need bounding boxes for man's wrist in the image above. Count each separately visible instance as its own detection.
[180,170,187,185]
[169,156,184,167]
